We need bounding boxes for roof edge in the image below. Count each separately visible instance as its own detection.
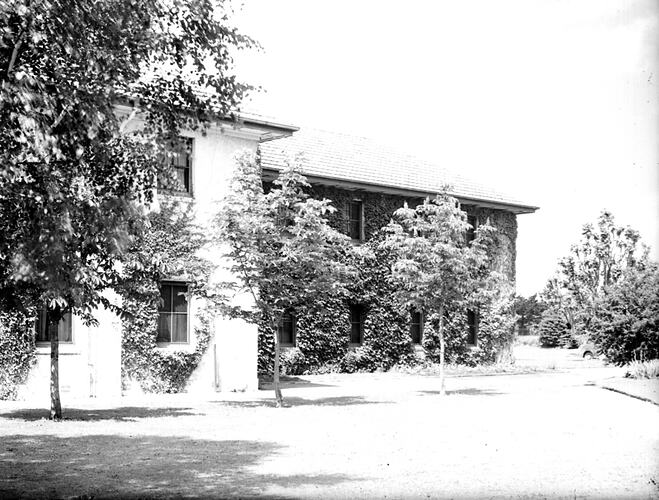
[262,168,539,214]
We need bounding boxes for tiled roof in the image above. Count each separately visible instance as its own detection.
[260,129,538,214]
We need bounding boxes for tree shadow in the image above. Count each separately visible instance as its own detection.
[213,396,390,408]
[259,376,336,390]
[0,434,355,499]
[0,406,198,422]
[418,388,505,397]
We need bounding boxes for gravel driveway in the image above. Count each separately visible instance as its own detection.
[1,353,657,499]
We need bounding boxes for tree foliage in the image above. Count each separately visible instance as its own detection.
[589,261,659,365]
[381,191,500,394]
[0,0,254,418]
[215,152,354,406]
[541,211,646,336]
[513,294,546,335]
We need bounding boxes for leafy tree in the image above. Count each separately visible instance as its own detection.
[0,0,254,418]
[513,294,546,335]
[541,211,647,340]
[381,191,498,395]
[589,261,659,365]
[215,152,354,407]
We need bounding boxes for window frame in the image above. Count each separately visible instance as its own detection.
[34,310,73,344]
[157,281,191,344]
[410,309,424,345]
[349,304,365,345]
[347,199,364,241]
[466,215,478,244]
[160,137,194,197]
[278,309,297,347]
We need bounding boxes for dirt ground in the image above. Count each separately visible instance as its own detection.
[1,347,658,499]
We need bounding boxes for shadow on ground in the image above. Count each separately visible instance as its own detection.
[258,376,336,390]
[213,396,390,408]
[0,406,198,422]
[418,388,505,397]
[0,434,355,499]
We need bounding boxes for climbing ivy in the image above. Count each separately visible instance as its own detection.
[0,311,37,400]
[117,199,217,393]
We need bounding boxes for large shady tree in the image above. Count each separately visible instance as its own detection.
[541,210,647,336]
[381,190,497,395]
[215,152,354,407]
[0,0,254,418]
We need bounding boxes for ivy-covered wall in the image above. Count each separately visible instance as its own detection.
[258,182,519,375]
[310,185,518,281]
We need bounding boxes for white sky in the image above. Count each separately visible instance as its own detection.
[232,0,659,296]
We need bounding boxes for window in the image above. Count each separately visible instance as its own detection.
[466,215,477,244]
[410,310,423,344]
[467,309,478,345]
[35,311,72,343]
[159,137,193,194]
[349,304,365,344]
[347,200,363,240]
[278,309,296,346]
[157,282,189,343]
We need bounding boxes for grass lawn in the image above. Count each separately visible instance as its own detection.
[1,362,658,499]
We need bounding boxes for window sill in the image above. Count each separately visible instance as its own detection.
[35,344,80,355]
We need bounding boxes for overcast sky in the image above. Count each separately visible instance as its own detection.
[233,0,658,296]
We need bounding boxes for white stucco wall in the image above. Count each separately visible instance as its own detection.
[16,121,277,400]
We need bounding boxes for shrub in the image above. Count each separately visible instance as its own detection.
[590,262,659,365]
[625,360,659,379]
[538,310,569,347]
[0,312,36,400]
[280,348,309,375]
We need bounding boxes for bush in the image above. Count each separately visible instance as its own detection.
[538,310,569,347]
[590,262,659,365]
[0,312,36,400]
[624,360,659,379]
[280,348,309,375]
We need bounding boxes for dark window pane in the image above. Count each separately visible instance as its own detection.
[172,285,188,313]
[466,216,477,244]
[278,310,295,345]
[157,313,172,342]
[347,201,362,240]
[35,310,72,343]
[467,309,478,345]
[410,310,423,344]
[158,286,170,313]
[172,314,188,343]
[349,305,364,344]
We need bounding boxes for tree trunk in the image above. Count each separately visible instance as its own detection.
[272,322,284,407]
[50,320,62,420]
[439,305,446,397]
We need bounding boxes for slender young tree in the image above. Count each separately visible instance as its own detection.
[0,0,254,418]
[215,152,353,407]
[381,190,496,395]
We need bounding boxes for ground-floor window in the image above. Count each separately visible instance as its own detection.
[157,282,189,343]
[278,309,296,346]
[410,310,423,344]
[467,309,478,345]
[35,311,72,343]
[349,304,365,345]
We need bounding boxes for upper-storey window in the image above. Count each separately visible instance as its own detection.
[347,200,363,241]
[35,310,72,343]
[466,215,478,244]
[159,138,193,195]
[157,282,189,343]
